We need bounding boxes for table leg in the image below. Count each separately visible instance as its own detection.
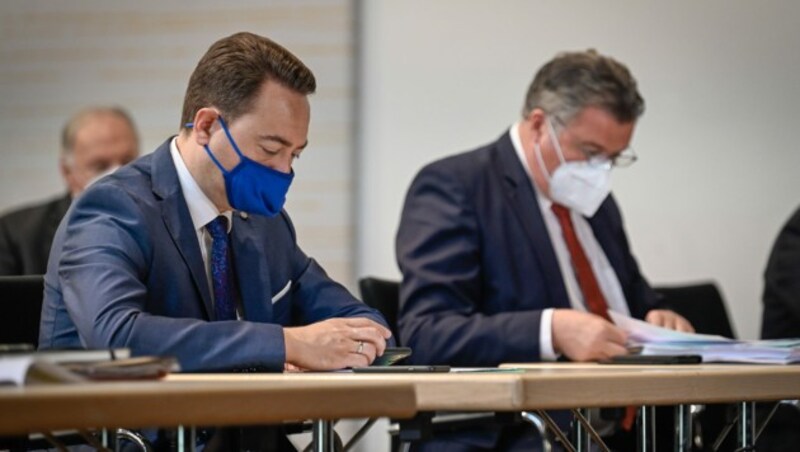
[573,408,590,452]
[177,425,196,452]
[637,406,655,452]
[674,404,692,452]
[737,401,755,451]
[312,419,334,452]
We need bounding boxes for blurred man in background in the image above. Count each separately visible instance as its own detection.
[0,106,139,275]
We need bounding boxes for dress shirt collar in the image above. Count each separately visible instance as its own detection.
[170,137,232,232]
[509,122,553,209]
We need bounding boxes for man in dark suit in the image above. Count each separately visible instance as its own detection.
[0,107,139,275]
[40,32,391,370]
[758,205,800,451]
[762,205,800,340]
[396,50,693,450]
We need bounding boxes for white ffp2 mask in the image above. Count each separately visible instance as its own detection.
[534,118,611,217]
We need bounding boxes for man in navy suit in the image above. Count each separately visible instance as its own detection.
[396,50,693,450]
[39,32,391,375]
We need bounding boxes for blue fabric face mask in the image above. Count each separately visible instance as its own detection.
[190,116,294,217]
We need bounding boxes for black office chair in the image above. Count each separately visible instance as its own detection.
[653,281,736,451]
[358,277,401,345]
[656,282,736,339]
[0,275,45,348]
[358,277,551,451]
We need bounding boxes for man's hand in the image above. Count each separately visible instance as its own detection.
[645,309,694,332]
[283,317,392,370]
[551,309,628,362]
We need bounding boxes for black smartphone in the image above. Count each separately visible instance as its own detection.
[353,365,450,373]
[371,347,413,366]
[601,354,702,365]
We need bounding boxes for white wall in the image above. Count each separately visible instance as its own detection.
[356,0,800,341]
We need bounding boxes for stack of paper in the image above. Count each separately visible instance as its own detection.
[609,311,800,364]
[1,348,179,385]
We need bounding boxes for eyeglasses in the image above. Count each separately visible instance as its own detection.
[550,116,638,168]
[579,146,638,168]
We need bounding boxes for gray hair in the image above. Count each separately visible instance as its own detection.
[61,106,138,155]
[522,49,644,124]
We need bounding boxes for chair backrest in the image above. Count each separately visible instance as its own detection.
[654,281,736,339]
[0,275,45,347]
[358,277,401,345]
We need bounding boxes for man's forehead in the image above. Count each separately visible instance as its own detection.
[565,107,634,149]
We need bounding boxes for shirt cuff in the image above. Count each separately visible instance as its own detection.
[540,308,558,361]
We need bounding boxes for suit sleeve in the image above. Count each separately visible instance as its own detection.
[58,185,288,372]
[761,207,800,339]
[282,212,392,336]
[396,163,541,366]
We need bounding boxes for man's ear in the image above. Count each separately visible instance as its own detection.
[525,108,547,142]
[59,155,71,180]
[192,108,220,146]
[60,154,80,197]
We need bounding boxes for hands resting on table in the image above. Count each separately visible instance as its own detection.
[283,317,392,371]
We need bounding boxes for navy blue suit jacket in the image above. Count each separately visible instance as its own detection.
[397,131,659,367]
[39,139,387,372]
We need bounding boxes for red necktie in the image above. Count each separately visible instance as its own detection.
[551,204,637,430]
[550,203,610,320]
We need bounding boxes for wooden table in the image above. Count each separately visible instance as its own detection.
[502,363,800,450]
[501,363,800,408]
[0,376,416,436]
[177,372,524,412]
[3,365,799,450]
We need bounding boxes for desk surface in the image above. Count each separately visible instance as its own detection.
[171,364,800,411]
[3,364,800,435]
[0,376,416,435]
[501,363,800,409]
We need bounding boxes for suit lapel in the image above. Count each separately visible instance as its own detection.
[493,132,571,308]
[150,141,213,319]
[231,214,272,322]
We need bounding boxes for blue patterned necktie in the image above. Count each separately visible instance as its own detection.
[206,216,238,321]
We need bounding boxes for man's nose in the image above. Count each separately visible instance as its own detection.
[271,154,293,174]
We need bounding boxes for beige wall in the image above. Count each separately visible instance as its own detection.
[0,0,356,286]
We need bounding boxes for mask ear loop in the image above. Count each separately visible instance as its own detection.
[533,116,566,181]
[186,117,237,175]
[545,117,568,165]
[217,116,246,160]
[533,141,551,181]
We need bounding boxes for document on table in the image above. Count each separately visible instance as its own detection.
[609,311,800,364]
[608,311,732,344]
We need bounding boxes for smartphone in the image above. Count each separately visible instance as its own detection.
[371,347,413,366]
[353,365,450,373]
[601,354,702,365]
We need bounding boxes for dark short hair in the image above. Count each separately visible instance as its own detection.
[522,49,644,123]
[61,106,138,155]
[180,32,316,130]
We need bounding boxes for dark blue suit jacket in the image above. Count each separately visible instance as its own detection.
[397,131,659,367]
[39,139,387,372]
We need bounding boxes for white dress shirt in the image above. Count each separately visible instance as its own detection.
[170,137,237,316]
[509,123,630,360]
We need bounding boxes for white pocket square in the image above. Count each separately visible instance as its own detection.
[271,280,292,304]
